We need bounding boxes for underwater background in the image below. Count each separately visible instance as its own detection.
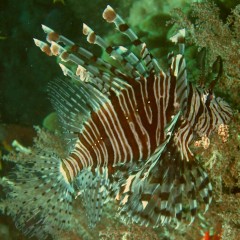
[0,0,239,239]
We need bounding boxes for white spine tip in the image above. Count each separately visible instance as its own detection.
[33,38,40,46]
[82,23,91,35]
[102,5,116,23]
[59,63,69,76]
[82,24,95,44]
[59,63,74,77]
[179,28,186,37]
[170,28,186,44]
[41,24,53,34]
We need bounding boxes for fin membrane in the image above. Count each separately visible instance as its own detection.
[3,151,74,239]
[118,141,212,227]
[75,167,110,227]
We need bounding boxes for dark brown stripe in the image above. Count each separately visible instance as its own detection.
[71,152,83,173]
[47,31,59,42]
[198,176,209,191]
[159,192,170,201]
[132,39,142,46]
[106,46,113,54]
[70,44,79,53]
[119,23,129,32]
[192,88,204,124]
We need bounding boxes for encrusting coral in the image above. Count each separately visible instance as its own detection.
[170,1,240,110]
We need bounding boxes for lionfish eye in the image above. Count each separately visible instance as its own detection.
[206,93,213,105]
[202,90,214,105]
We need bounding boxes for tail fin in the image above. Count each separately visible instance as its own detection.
[118,141,212,227]
[3,143,74,239]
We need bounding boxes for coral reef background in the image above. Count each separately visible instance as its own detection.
[0,0,239,239]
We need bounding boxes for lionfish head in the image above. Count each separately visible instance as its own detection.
[200,88,232,136]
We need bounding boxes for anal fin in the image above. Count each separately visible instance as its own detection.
[118,125,212,227]
[75,167,110,227]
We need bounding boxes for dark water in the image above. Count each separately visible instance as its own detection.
[0,0,238,127]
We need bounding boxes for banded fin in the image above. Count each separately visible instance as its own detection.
[3,151,74,239]
[117,112,180,223]
[75,167,110,227]
[196,47,207,86]
[174,119,194,161]
[48,62,142,152]
[35,23,145,99]
[118,113,212,227]
[48,77,112,151]
[102,5,161,74]
[170,29,186,54]
[82,23,147,78]
[169,29,188,112]
[196,47,223,91]
[119,144,212,227]
[208,56,223,88]
[40,23,126,81]
[34,29,129,97]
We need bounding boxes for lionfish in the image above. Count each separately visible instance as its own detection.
[4,5,232,239]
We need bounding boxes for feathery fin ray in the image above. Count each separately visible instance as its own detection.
[3,4,232,239]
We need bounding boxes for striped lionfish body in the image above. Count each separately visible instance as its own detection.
[5,5,232,239]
